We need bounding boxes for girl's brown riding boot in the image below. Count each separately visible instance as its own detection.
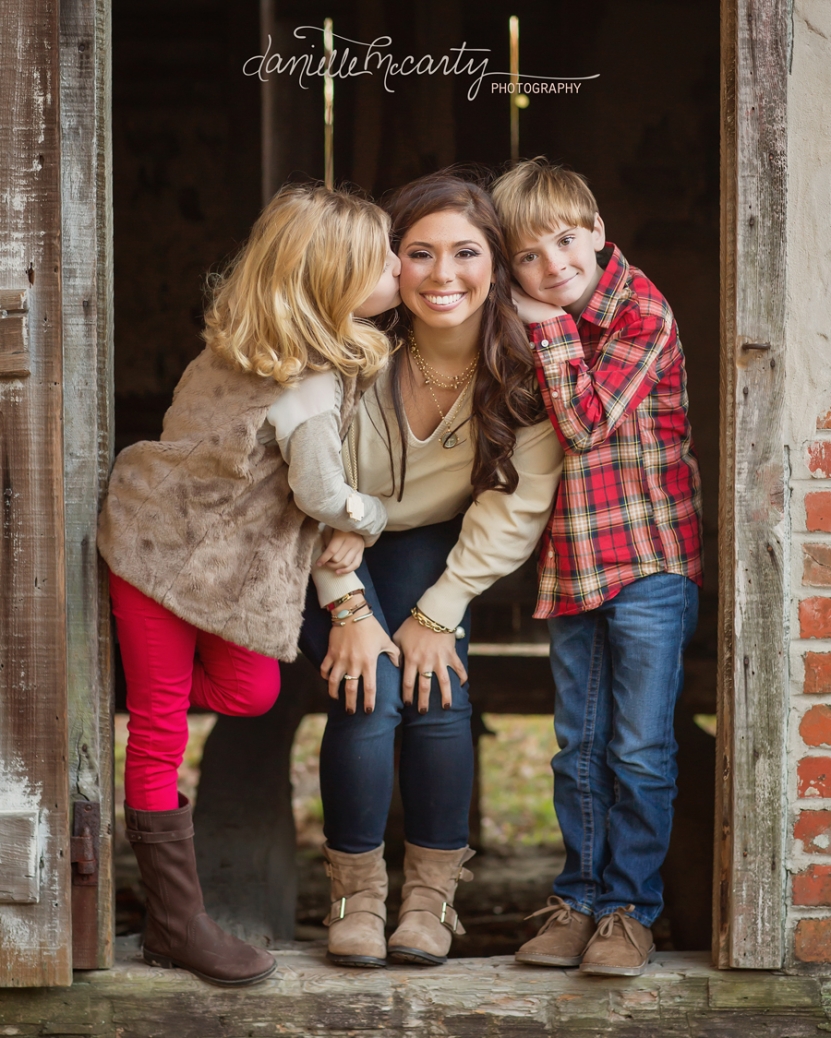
[387,841,475,966]
[125,795,276,986]
[322,842,389,967]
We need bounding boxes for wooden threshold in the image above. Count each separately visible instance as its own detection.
[1,939,829,1036]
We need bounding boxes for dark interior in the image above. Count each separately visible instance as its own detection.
[112,0,719,953]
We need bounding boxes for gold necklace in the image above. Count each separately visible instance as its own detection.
[409,351,475,449]
[408,330,478,391]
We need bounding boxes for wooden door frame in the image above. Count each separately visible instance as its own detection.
[60,0,115,970]
[0,0,790,984]
[0,0,72,987]
[714,0,789,969]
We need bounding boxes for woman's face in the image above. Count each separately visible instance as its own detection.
[398,210,494,332]
[354,247,402,318]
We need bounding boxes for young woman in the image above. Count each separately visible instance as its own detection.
[299,174,564,968]
[97,184,400,985]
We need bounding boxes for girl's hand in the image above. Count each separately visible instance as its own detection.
[393,616,468,714]
[511,285,566,325]
[320,611,400,714]
[317,530,365,574]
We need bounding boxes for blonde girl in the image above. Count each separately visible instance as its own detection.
[97,184,400,986]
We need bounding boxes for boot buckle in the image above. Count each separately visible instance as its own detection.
[337,897,347,920]
[440,902,458,932]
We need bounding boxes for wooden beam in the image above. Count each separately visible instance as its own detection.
[715,0,789,969]
[0,0,72,987]
[2,946,831,1036]
[59,0,115,970]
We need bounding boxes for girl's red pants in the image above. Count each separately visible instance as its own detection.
[109,571,281,811]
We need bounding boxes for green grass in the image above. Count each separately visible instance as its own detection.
[479,715,562,849]
[113,711,562,851]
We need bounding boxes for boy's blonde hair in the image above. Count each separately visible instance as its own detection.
[492,158,598,255]
[204,184,391,384]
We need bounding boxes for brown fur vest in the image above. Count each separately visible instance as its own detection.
[97,348,360,660]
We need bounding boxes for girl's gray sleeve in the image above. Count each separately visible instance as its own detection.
[266,371,386,538]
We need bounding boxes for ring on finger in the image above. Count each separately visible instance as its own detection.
[420,671,434,678]
[343,673,360,681]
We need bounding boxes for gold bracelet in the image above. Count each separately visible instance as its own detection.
[330,600,368,626]
[410,606,465,640]
[325,589,365,612]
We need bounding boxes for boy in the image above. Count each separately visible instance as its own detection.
[492,159,703,977]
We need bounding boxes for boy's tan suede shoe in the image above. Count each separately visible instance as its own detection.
[578,905,655,976]
[322,843,388,968]
[387,842,475,966]
[514,896,595,967]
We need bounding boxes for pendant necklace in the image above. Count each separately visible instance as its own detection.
[408,330,477,449]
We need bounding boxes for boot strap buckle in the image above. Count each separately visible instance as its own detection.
[440,902,459,932]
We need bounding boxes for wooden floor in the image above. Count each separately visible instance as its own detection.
[1,938,830,1037]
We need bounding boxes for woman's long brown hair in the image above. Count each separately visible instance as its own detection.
[377,172,545,500]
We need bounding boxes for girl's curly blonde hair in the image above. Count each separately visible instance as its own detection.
[203,184,391,384]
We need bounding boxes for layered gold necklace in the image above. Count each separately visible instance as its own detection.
[408,329,478,449]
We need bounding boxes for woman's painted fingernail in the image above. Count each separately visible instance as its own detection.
[442,702,450,710]
[419,707,427,715]
[365,705,373,714]
[346,707,355,716]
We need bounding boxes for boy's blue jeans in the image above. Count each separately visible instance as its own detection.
[547,572,699,928]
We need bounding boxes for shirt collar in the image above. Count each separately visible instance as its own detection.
[579,243,629,328]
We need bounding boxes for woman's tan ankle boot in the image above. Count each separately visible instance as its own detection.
[322,842,388,967]
[387,842,475,966]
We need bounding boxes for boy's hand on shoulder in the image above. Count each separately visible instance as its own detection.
[317,529,365,575]
[512,285,566,326]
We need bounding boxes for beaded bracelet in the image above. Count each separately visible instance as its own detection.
[410,605,465,640]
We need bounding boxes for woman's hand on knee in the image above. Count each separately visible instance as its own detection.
[320,615,399,715]
[393,616,468,714]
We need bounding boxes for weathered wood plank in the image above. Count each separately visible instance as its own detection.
[0,947,828,1037]
[59,0,115,970]
[0,812,39,903]
[715,0,789,969]
[0,0,72,987]
[0,314,31,378]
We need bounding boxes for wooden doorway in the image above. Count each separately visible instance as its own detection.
[0,0,791,984]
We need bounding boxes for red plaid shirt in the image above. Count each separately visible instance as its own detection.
[531,243,703,617]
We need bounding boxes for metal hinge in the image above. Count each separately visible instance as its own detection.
[70,801,100,886]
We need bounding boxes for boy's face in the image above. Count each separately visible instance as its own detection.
[511,214,605,317]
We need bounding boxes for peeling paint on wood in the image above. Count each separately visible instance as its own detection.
[0,812,39,903]
[0,0,72,988]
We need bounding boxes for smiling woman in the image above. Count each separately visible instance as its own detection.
[293,172,564,972]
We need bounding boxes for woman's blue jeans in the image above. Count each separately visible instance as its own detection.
[548,572,699,928]
[298,517,473,854]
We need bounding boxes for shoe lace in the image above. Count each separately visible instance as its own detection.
[524,896,575,934]
[591,905,641,949]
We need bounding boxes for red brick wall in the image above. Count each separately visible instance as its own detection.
[794,423,831,963]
